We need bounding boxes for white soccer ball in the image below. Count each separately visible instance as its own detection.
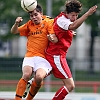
[21,0,37,12]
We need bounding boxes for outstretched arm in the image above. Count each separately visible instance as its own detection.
[11,17,23,34]
[69,5,97,30]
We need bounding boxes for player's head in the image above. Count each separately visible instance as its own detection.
[28,4,43,24]
[64,0,82,22]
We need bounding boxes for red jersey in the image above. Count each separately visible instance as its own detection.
[46,12,74,57]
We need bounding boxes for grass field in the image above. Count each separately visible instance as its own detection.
[1,70,100,81]
[0,70,100,93]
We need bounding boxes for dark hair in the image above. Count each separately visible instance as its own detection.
[64,0,82,14]
[35,3,43,13]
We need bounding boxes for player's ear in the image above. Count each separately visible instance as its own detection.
[41,13,43,17]
[41,13,43,15]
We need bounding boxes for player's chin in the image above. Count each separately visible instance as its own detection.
[33,20,40,24]
[34,21,40,24]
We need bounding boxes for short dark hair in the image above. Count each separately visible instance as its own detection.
[64,0,82,14]
[35,3,43,13]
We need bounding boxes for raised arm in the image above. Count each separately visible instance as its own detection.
[69,5,97,30]
[11,17,23,34]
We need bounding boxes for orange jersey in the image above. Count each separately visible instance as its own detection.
[18,17,54,58]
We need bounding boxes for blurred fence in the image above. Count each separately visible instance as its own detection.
[0,57,100,93]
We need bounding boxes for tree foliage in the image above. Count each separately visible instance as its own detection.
[79,0,100,73]
[0,0,29,41]
[79,0,100,36]
[0,0,100,41]
[0,0,64,41]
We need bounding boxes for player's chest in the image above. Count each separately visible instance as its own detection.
[28,23,48,37]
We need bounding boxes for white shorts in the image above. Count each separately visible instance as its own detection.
[22,56,52,75]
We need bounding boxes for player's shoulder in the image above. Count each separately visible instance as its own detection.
[57,15,67,21]
[28,20,33,24]
[42,15,54,25]
[20,20,31,28]
[56,15,71,25]
[25,20,35,26]
[42,15,53,20]
[42,15,54,22]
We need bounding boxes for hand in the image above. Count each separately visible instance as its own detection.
[87,5,97,16]
[15,17,23,25]
[47,34,58,43]
[47,34,55,41]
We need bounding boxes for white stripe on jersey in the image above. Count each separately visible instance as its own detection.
[53,55,68,78]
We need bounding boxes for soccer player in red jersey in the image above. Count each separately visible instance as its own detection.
[46,0,97,100]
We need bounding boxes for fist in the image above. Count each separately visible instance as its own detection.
[15,17,23,25]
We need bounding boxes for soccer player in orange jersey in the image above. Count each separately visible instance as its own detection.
[11,4,58,100]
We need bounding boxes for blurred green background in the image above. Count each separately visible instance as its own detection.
[0,0,100,93]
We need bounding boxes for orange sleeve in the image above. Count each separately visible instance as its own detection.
[18,21,30,36]
[43,17,55,35]
[47,19,55,34]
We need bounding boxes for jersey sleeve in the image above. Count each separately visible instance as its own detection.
[47,19,55,34]
[18,21,30,36]
[57,15,73,30]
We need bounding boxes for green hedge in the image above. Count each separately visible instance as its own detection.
[0,57,23,72]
